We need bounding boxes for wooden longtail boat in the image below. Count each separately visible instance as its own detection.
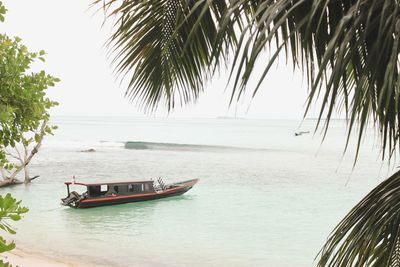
[61,178,199,208]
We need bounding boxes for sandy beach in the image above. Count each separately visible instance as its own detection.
[3,248,97,267]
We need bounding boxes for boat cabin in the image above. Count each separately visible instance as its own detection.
[65,180,156,198]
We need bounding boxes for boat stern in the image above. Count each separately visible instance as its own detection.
[61,191,82,208]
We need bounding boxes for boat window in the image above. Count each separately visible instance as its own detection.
[117,185,129,194]
[143,183,155,192]
[129,184,138,192]
[127,184,145,193]
[88,185,108,197]
[113,186,119,193]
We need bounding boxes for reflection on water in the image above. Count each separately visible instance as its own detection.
[61,195,192,233]
[0,118,391,267]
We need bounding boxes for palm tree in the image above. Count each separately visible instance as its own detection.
[95,0,400,265]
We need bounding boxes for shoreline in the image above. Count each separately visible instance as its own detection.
[3,247,100,267]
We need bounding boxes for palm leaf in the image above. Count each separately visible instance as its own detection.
[93,0,230,111]
[96,0,400,158]
[317,170,400,266]
[94,2,400,266]
[215,0,400,160]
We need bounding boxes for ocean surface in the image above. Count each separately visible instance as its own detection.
[1,116,393,267]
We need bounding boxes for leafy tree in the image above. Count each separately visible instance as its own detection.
[1,120,57,186]
[0,2,58,186]
[0,2,54,265]
[95,0,400,266]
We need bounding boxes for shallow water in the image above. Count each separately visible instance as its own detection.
[1,117,391,267]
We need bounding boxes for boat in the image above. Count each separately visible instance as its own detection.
[61,178,199,208]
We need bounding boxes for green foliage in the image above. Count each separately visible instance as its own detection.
[0,2,50,266]
[0,259,12,267]
[0,1,6,22]
[0,193,28,266]
[0,2,58,168]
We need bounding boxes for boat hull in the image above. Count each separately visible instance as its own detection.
[73,179,197,208]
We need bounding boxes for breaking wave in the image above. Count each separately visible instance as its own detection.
[124,141,262,152]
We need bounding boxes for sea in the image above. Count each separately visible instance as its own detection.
[0,116,393,267]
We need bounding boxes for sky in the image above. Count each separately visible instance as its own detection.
[1,0,310,119]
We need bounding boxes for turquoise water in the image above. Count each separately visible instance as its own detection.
[1,117,390,266]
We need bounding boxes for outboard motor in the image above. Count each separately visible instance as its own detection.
[61,191,81,207]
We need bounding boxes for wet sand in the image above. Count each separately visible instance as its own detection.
[3,248,98,267]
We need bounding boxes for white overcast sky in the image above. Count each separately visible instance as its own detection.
[1,0,310,119]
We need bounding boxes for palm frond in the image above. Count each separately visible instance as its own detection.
[317,170,400,266]
[94,0,229,111]
[94,3,400,265]
[217,0,400,160]
[96,0,400,158]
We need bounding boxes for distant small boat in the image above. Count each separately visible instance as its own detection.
[294,131,310,136]
[61,178,199,208]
